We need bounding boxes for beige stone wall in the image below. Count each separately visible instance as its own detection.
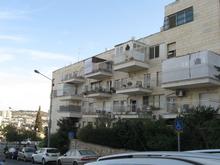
[70,139,131,156]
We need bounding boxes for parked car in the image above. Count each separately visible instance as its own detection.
[85,151,220,165]
[0,147,5,165]
[32,147,60,165]
[5,147,19,159]
[17,147,36,161]
[57,149,98,165]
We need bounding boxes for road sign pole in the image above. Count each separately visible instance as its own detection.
[177,131,181,152]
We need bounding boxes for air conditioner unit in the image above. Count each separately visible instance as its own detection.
[176,89,185,97]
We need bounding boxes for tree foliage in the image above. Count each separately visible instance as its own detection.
[181,106,220,150]
[50,117,79,154]
[2,124,40,142]
[78,106,220,151]
[34,106,43,133]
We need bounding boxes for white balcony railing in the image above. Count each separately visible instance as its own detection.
[114,50,146,65]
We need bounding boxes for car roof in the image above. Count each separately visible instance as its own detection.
[85,152,220,165]
[97,151,220,161]
[186,149,220,153]
[87,157,220,165]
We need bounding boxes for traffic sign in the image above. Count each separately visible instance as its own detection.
[175,117,183,132]
[68,131,75,140]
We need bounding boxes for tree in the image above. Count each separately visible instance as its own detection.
[34,106,43,133]
[181,106,220,150]
[50,117,79,154]
[2,125,21,142]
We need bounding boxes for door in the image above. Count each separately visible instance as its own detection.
[143,96,149,111]
[130,100,137,112]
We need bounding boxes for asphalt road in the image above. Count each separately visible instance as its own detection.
[5,159,32,165]
[5,159,57,165]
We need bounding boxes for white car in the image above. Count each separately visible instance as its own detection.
[85,151,220,165]
[32,147,60,165]
[187,149,220,156]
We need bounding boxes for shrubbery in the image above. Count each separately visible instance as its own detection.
[78,106,220,151]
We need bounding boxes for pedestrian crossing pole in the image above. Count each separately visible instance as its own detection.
[175,108,183,152]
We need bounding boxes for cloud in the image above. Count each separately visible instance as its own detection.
[0,10,29,20]
[0,35,27,42]
[0,54,14,63]
[19,49,76,62]
[0,71,50,111]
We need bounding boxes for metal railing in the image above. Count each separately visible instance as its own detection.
[59,105,81,113]
[62,70,84,81]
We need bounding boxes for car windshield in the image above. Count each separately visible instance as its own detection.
[25,147,35,152]
[47,149,59,153]
[79,150,97,156]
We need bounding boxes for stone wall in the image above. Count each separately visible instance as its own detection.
[70,139,132,156]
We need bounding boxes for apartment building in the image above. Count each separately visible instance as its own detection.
[51,0,220,133]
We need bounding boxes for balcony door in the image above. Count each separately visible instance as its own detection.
[130,100,137,112]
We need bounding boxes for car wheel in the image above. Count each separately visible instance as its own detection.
[73,161,78,165]
[32,158,35,164]
[24,156,27,162]
[42,158,47,165]
[57,160,62,165]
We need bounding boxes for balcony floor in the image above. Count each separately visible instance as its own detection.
[114,60,149,72]
[86,93,112,98]
[116,87,152,95]
[85,71,112,80]
[162,77,220,89]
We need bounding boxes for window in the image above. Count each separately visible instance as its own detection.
[148,95,165,109]
[163,6,193,30]
[156,71,161,87]
[149,45,160,59]
[167,42,176,58]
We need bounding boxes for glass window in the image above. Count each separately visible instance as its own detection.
[155,46,159,58]
[185,7,193,22]
[177,11,185,25]
[149,45,160,59]
[164,6,193,30]
[169,15,176,28]
[149,47,154,59]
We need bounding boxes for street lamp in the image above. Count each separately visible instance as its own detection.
[34,69,54,147]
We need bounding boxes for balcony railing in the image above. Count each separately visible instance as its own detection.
[114,50,146,65]
[62,70,84,81]
[59,105,81,113]
[83,87,112,95]
[162,50,220,89]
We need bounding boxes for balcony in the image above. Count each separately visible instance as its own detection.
[62,70,84,84]
[113,104,153,118]
[114,40,149,72]
[162,51,220,89]
[58,94,83,101]
[58,105,82,117]
[83,87,112,98]
[54,85,83,101]
[84,57,113,80]
[116,80,152,95]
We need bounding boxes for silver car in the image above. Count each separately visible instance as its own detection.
[85,151,220,165]
[57,149,98,165]
[17,147,36,161]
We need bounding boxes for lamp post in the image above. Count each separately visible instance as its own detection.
[34,69,54,147]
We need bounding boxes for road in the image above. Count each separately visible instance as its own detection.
[4,159,56,165]
[5,159,32,165]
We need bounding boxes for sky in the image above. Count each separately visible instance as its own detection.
[0,0,174,112]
